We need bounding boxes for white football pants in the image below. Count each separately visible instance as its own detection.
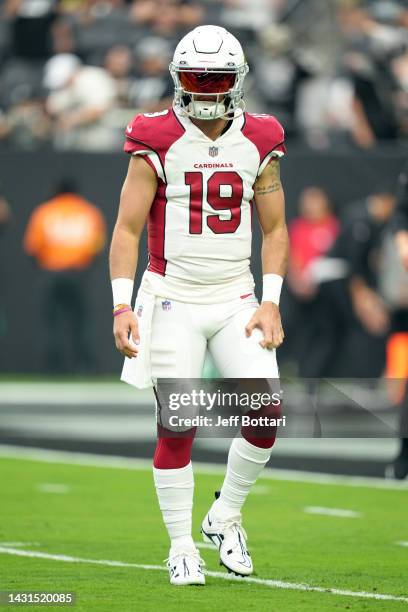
[149,294,279,379]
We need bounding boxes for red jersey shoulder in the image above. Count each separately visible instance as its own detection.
[124,109,185,157]
[242,113,286,161]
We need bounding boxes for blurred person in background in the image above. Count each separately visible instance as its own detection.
[387,161,408,479]
[391,49,408,139]
[177,0,205,30]
[43,53,117,150]
[103,44,136,145]
[0,184,11,339]
[148,0,187,44]
[74,0,137,65]
[128,36,173,112]
[300,187,396,379]
[50,16,77,56]
[394,162,408,269]
[217,0,279,39]
[331,0,408,148]
[23,179,107,373]
[0,83,51,149]
[281,187,339,370]
[104,45,134,108]
[0,186,11,231]
[4,0,56,59]
[253,24,309,137]
[287,187,339,300]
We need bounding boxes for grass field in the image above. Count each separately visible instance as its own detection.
[0,453,408,611]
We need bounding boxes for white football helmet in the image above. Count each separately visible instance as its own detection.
[169,25,249,121]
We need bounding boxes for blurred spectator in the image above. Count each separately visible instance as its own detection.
[104,45,134,108]
[0,0,407,150]
[102,45,137,146]
[287,187,339,300]
[0,184,11,338]
[391,50,408,138]
[218,0,279,37]
[178,0,205,29]
[128,37,173,112]
[0,83,51,148]
[149,1,184,43]
[253,24,306,135]
[299,189,396,378]
[393,160,408,268]
[387,160,408,479]
[76,0,138,66]
[329,1,408,147]
[0,190,11,232]
[23,179,107,373]
[50,16,77,55]
[4,0,56,59]
[44,53,117,149]
[281,187,339,370]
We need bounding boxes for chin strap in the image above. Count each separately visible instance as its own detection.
[177,97,246,122]
[188,99,227,120]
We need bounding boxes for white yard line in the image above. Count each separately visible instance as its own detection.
[0,542,40,547]
[304,506,362,518]
[396,542,408,548]
[0,383,150,405]
[37,483,70,494]
[0,546,407,604]
[1,444,408,490]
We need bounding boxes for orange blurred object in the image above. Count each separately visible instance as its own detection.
[23,193,106,271]
[386,332,408,404]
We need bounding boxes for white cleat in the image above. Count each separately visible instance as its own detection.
[165,547,206,586]
[201,501,253,577]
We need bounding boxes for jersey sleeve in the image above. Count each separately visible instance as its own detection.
[123,114,165,181]
[123,110,185,183]
[242,114,286,176]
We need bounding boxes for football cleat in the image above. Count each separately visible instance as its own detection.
[165,547,205,586]
[201,493,253,577]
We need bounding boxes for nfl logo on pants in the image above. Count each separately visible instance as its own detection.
[209,146,218,157]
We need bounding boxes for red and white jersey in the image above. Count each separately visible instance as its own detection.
[124,107,285,303]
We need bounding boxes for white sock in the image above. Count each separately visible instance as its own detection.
[153,462,195,551]
[213,437,272,519]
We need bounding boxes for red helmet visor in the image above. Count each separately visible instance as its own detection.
[179,70,236,94]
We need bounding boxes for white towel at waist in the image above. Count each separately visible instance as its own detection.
[121,289,155,389]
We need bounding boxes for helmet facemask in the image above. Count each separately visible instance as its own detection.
[170,63,249,120]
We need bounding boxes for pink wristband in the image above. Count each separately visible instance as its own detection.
[113,306,132,317]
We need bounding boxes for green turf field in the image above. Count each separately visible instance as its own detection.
[0,455,407,611]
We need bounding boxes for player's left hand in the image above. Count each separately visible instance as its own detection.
[245,302,284,349]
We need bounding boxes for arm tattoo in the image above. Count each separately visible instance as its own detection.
[255,159,282,195]
[255,182,281,195]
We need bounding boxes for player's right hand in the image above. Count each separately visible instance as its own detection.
[113,310,140,359]
[245,302,285,349]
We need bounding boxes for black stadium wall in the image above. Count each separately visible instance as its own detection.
[0,147,406,374]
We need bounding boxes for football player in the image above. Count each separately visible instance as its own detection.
[109,25,288,585]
